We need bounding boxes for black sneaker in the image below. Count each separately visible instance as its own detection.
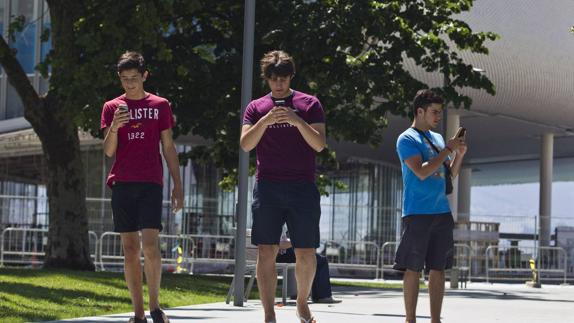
[128,317,147,323]
[150,309,170,323]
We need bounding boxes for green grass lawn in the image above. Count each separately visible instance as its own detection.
[0,268,233,322]
[0,268,416,322]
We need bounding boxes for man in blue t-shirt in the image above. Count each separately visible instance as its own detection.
[394,89,467,323]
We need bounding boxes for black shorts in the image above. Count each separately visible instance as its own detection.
[393,213,454,272]
[111,182,163,233]
[251,180,321,248]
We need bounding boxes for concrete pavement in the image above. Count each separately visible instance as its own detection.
[43,282,574,322]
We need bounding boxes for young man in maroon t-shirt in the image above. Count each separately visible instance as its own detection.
[101,51,183,323]
[240,50,326,323]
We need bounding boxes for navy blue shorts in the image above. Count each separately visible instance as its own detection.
[111,182,163,233]
[251,180,321,248]
[393,213,454,272]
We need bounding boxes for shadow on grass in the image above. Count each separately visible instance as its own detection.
[29,268,234,296]
[0,280,131,303]
[0,268,130,290]
[0,294,59,322]
[0,281,131,322]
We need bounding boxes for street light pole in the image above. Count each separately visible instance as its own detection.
[233,0,256,307]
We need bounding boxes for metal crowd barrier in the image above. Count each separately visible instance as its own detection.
[453,243,473,283]
[159,234,195,273]
[187,234,236,267]
[0,227,98,266]
[380,241,398,280]
[3,228,570,286]
[485,245,568,284]
[98,231,195,272]
[89,231,98,263]
[324,240,381,278]
[379,241,473,282]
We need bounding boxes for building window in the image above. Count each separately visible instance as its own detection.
[10,0,37,74]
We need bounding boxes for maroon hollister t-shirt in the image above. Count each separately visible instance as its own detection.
[243,90,325,182]
[101,93,174,187]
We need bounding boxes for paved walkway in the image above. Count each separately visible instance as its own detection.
[44,282,574,322]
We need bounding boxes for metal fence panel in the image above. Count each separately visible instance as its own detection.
[485,245,568,284]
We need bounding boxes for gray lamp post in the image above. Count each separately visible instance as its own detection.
[233,0,256,306]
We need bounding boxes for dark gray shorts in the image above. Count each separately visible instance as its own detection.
[251,180,321,248]
[393,213,454,272]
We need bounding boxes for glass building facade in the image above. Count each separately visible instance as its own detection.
[0,0,50,120]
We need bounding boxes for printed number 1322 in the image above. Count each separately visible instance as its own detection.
[128,132,145,140]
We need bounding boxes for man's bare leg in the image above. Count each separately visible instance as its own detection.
[403,269,420,323]
[257,245,280,322]
[428,269,445,323]
[142,229,162,311]
[294,248,317,321]
[121,232,145,320]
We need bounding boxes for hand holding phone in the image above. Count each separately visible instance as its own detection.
[111,103,130,131]
[456,127,467,138]
[454,127,468,155]
[118,103,129,114]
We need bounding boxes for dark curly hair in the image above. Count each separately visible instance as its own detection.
[117,51,146,75]
[260,50,295,79]
[411,89,444,119]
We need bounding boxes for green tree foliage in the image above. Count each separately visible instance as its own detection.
[144,0,497,184]
[0,0,496,268]
[72,0,498,181]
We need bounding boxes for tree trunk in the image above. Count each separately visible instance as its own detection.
[40,0,93,270]
[31,97,93,270]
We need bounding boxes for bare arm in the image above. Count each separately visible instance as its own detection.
[240,107,282,152]
[161,129,184,213]
[296,122,326,152]
[449,143,467,178]
[240,122,268,152]
[404,136,465,180]
[103,109,129,157]
[275,107,326,152]
[404,149,452,181]
[103,127,118,157]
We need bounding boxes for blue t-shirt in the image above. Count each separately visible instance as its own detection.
[396,128,451,217]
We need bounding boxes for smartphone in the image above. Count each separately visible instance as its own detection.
[118,103,128,114]
[456,127,467,138]
[274,99,286,107]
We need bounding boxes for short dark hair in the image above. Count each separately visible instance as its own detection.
[411,89,444,118]
[117,51,146,74]
[260,50,295,79]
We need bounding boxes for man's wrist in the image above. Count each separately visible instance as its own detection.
[294,117,305,127]
[445,146,453,153]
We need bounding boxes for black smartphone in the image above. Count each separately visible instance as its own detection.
[457,127,467,138]
[274,99,286,107]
